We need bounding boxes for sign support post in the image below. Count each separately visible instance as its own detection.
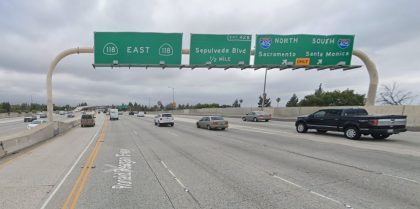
[47,47,93,122]
[262,68,268,110]
[352,49,378,106]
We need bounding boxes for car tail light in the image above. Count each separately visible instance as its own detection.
[369,119,379,126]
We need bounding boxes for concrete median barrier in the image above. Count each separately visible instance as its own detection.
[55,119,81,135]
[0,112,33,119]
[0,123,55,155]
[167,105,420,131]
[0,118,81,158]
[0,146,5,158]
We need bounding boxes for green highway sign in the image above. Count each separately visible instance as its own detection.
[190,34,252,65]
[94,32,182,65]
[254,34,355,66]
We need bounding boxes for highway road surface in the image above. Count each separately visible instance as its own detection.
[0,113,420,209]
[0,113,81,138]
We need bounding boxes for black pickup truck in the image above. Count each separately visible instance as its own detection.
[295,108,407,139]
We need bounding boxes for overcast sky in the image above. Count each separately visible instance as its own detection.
[1,0,419,107]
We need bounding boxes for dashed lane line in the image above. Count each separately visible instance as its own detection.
[271,174,353,209]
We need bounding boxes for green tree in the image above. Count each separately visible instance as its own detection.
[258,95,271,107]
[286,94,299,107]
[299,89,365,106]
[232,99,240,107]
[165,103,174,110]
[157,101,164,110]
[1,102,11,113]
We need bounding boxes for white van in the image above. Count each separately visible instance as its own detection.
[110,109,119,120]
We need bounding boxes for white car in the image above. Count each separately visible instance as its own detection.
[154,113,174,127]
[136,112,145,117]
[27,120,47,129]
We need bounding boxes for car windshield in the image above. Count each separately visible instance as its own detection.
[82,115,92,119]
[253,111,266,115]
[32,120,41,124]
[162,114,172,117]
[211,116,224,120]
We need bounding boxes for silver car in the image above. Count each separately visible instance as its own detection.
[242,111,272,122]
[196,116,228,130]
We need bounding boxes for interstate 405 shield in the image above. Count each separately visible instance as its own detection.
[254,34,355,66]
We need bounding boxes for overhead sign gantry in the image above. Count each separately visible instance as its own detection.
[47,32,379,122]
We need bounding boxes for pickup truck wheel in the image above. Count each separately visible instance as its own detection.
[157,122,161,127]
[344,126,361,140]
[265,120,269,122]
[242,117,246,121]
[296,122,308,133]
[317,129,327,133]
[371,133,390,139]
[196,123,200,128]
[207,125,211,130]
[253,117,258,122]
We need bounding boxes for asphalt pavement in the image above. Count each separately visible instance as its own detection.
[0,113,81,138]
[1,114,420,209]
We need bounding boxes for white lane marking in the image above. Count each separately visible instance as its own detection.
[382,173,419,184]
[310,191,342,205]
[174,115,420,184]
[39,125,101,209]
[161,161,168,169]
[160,161,189,192]
[133,130,138,135]
[112,149,134,189]
[272,175,303,189]
[272,174,352,209]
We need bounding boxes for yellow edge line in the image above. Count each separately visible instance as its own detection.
[62,120,108,209]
